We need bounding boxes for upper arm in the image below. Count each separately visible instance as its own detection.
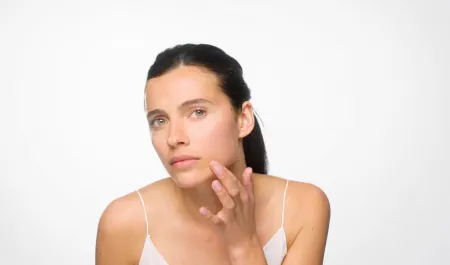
[282,183,331,265]
[95,198,141,265]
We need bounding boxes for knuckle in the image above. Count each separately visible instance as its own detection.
[229,188,240,197]
[240,193,249,202]
[212,216,221,224]
[225,200,236,210]
[217,211,228,222]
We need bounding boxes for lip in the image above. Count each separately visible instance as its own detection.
[171,159,199,169]
[169,155,200,166]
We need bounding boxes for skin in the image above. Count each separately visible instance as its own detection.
[95,65,331,265]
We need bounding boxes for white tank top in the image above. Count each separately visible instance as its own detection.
[136,180,289,265]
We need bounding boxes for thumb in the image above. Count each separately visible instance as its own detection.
[242,167,254,196]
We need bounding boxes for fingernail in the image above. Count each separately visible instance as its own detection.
[211,161,222,176]
[200,207,208,216]
[213,181,223,191]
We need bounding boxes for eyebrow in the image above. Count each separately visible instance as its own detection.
[146,98,213,119]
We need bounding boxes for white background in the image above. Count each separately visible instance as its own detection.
[1,0,449,264]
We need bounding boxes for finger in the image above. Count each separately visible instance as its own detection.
[212,180,236,212]
[199,207,222,225]
[221,165,250,203]
[210,160,245,201]
[241,167,254,201]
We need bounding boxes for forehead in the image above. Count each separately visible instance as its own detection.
[145,66,222,111]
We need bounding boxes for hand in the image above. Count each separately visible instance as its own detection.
[199,160,259,250]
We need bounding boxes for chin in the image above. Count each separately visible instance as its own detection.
[168,167,213,188]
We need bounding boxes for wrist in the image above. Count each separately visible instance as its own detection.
[228,235,265,263]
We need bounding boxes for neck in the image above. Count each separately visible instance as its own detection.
[176,156,248,223]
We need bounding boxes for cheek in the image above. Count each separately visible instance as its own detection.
[189,119,239,163]
[151,133,165,157]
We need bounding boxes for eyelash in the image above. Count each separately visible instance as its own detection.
[191,108,206,118]
[149,108,207,127]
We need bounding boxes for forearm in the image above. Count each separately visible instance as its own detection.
[228,236,268,265]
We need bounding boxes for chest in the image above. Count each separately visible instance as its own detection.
[142,232,232,265]
[139,225,287,265]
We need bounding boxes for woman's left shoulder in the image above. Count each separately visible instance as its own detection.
[262,174,330,223]
[286,179,330,210]
[260,174,329,207]
[263,175,331,248]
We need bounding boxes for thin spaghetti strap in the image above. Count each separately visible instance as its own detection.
[281,180,289,227]
[136,190,149,236]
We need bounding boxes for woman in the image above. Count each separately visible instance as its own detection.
[96,43,330,265]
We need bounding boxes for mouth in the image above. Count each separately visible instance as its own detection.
[171,159,199,169]
[169,155,200,169]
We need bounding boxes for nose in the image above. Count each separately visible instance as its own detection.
[167,122,189,148]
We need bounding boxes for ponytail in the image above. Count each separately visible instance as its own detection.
[243,114,268,174]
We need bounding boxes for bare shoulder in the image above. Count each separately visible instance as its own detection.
[95,178,171,265]
[280,178,330,229]
[257,174,331,247]
[95,190,146,265]
[283,179,331,263]
[287,180,330,217]
[256,174,330,214]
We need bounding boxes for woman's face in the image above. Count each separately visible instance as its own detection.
[145,66,246,188]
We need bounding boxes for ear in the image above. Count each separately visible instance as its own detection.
[237,101,255,139]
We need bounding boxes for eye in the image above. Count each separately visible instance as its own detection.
[191,108,206,118]
[150,117,166,127]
